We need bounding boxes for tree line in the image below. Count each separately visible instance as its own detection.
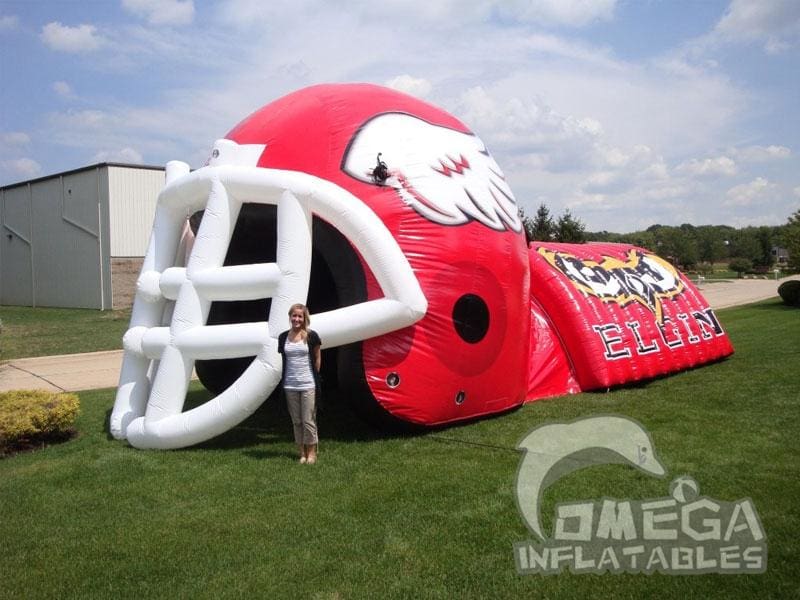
[520,204,800,274]
[519,204,587,244]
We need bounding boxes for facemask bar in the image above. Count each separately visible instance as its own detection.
[111,150,427,449]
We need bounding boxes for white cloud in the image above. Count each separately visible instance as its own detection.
[582,170,624,194]
[361,0,492,23]
[724,177,778,207]
[454,85,602,166]
[677,156,737,177]
[794,186,800,199]
[1,158,42,178]
[40,22,105,52]
[92,147,144,164]
[0,14,19,31]
[482,57,748,162]
[211,0,291,30]
[501,33,620,71]
[730,144,791,163]
[44,100,229,168]
[1,132,31,147]
[217,0,614,32]
[10,1,794,234]
[443,81,701,230]
[385,75,432,98]
[0,134,37,182]
[122,0,195,26]
[51,109,110,129]
[714,0,800,53]
[53,81,75,99]
[431,74,747,230]
[725,212,789,228]
[497,0,617,27]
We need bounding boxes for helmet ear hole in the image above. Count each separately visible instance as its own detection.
[452,293,490,344]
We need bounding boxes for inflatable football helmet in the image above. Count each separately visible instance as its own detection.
[111,83,531,449]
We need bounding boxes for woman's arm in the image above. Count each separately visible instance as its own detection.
[313,344,321,373]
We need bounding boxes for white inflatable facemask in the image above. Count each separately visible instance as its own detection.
[110,139,427,449]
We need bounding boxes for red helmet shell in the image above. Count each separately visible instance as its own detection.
[228,84,531,425]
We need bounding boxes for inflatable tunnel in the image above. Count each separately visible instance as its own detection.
[110,83,733,449]
[525,242,734,400]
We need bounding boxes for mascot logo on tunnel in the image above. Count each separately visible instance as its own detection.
[342,112,522,233]
[538,248,684,323]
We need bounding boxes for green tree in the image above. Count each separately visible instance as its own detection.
[624,231,657,252]
[729,257,753,278]
[783,209,800,272]
[653,226,698,269]
[555,209,586,243]
[527,203,556,242]
[586,230,613,242]
[696,226,728,264]
[753,226,777,267]
[728,228,761,263]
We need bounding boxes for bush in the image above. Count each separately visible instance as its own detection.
[0,390,80,454]
[778,280,800,307]
[748,265,771,275]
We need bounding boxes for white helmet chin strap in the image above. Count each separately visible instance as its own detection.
[110,140,427,449]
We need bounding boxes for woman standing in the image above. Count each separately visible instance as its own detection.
[278,303,322,464]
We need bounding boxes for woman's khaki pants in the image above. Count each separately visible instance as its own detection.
[285,389,318,445]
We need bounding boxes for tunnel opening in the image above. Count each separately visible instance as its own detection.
[190,202,414,430]
[192,204,362,400]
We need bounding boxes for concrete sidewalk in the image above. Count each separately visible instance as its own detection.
[0,350,202,393]
[1,275,796,393]
[0,350,124,393]
[694,275,796,309]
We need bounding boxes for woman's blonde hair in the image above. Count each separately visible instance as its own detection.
[288,303,310,331]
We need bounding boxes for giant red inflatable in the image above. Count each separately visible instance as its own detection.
[111,84,733,449]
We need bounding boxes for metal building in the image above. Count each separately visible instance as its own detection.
[0,163,165,310]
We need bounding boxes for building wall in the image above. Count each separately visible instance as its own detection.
[108,166,163,257]
[1,163,165,310]
[107,165,164,308]
[0,184,34,306]
[1,167,111,309]
[35,170,109,309]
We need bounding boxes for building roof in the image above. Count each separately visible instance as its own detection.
[0,162,165,191]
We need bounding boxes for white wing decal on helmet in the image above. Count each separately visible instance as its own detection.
[342,113,522,233]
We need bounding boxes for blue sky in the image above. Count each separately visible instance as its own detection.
[1,0,798,233]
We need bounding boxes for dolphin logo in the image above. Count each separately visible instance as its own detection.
[515,415,666,541]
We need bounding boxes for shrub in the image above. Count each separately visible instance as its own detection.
[778,280,800,307]
[748,265,770,275]
[0,390,80,453]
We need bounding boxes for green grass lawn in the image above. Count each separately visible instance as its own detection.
[0,306,131,360]
[1,300,798,598]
